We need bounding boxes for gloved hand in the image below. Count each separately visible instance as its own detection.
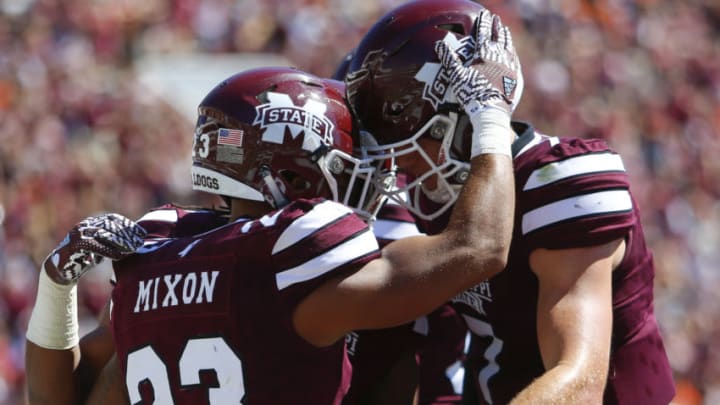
[434,10,520,157]
[435,10,521,117]
[43,213,147,285]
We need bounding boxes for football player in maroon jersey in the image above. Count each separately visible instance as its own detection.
[25,65,515,404]
[332,50,470,405]
[342,0,675,404]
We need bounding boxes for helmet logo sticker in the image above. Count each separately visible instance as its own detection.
[345,49,383,103]
[503,76,517,98]
[218,128,244,146]
[415,33,474,109]
[254,92,334,152]
[216,128,245,164]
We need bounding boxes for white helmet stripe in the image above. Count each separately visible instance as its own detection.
[191,166,264,201]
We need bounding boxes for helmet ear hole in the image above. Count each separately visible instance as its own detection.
[279,169,311,193]
[389,101,405,115]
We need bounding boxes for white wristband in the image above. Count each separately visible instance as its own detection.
[467,103,513,158]
[26,269,79,350]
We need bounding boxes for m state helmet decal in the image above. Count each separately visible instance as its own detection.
[414,33,473,109]
[253,92,335,153]
[344,49,382,104]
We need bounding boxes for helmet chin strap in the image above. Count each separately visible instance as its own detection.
[420,111,460,204]
[260,166,289,209]
[420,177,455,203]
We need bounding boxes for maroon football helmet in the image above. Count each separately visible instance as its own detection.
[332,49,354,81]
[192,67,379,216]
[345,0,523,220]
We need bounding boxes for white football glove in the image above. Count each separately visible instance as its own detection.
[435,10,520,117]
[43,213,147,284]
[435,10,520,157]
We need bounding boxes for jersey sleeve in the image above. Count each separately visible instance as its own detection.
[136,204,228,239]
[271,199,380,292]
[416,304,467,405]
[135,204,180,238]
[518,138,636,250]
[373,201,425,247]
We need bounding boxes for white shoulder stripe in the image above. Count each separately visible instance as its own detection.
[138,209,179,223]
[412,316,429,336]
[275,229,378,290]
[373,219,424,240]
[523,153,625,191]
[515,133,556,157]
[522,189,632,234]
[272,201,352,254]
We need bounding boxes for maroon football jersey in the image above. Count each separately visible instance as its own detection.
[415,304,467,405]
[134,201,466,404]
[111,198,380,404]
[135,204,230,239]
[344,200,467,405]
[419,123,675,404]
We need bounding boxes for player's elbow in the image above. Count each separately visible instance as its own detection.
[569,376,607,404]
[447,218,511,273]
[476,230,511,269]
[550,363,608,404]
[455,232,510,279]
[474,243,509,278]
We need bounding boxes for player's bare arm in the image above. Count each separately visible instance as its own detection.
[26,296,115,404]
[85,354,130,405]
[296,152,513,347]
[509,238,625,404]
[295,16,518,347]
[25,214,145,405]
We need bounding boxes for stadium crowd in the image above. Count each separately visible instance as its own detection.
[0,0,718,403]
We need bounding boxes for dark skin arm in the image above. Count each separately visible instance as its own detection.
[86,354,130,405]
[25,300,115,405]
[25,342,80,405]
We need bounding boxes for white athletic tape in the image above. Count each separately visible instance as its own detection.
[468,104,513,158]
[26,269,79,350]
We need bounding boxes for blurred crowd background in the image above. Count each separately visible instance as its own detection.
[0,0,718,404]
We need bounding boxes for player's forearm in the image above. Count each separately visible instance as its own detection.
[25,214,143,403]
[363,154,514,326]
[25,266,83,405]
[508,364,606,405]
[435,13,517,279]
[85,355,129,405]
[24,268,109,404]
[25,342,81,405]
[446,152,514,278]
[26,319,115,404]
[368,153,514,326]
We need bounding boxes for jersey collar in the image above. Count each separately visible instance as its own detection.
[510,121,536,158]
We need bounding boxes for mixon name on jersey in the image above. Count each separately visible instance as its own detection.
[133,271,220,313]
